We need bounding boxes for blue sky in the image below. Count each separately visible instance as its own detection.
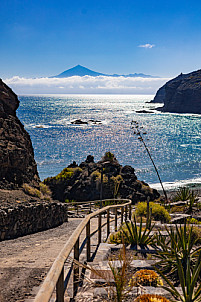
[1,0,201,79]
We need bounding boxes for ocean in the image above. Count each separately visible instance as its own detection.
[17,94,201,191]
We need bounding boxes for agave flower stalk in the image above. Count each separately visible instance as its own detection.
[131,120,168,203]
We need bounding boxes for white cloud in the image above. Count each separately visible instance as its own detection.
[4,75,169,95]
[138,44,155,49]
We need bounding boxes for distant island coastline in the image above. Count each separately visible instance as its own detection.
[51,64,157,78]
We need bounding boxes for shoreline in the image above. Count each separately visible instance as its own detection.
[151,183,201,198]
[149,180,201,192]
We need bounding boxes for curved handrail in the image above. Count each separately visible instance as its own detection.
[67,198,130,206]
[34,199,132,302]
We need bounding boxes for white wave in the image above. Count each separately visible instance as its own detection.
[37,159,65,166]
[25,124,52,129]
[149,177,201,191]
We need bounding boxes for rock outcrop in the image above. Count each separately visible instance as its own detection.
[44,153,160,204]
[151,70,201,113]
[0,79,39,188]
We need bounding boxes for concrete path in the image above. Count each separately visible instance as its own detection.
[0,219,82,302]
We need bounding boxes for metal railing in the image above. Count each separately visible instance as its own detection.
[34,199,132,302]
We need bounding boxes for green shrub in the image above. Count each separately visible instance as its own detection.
[170,205,186,213]
[65,199,76,203]
[109,216,154,248]
[102,151,115,162]
[134,294,170,302]
[111,175,123,198]
[186,225,201,245]
[55,167,82,181]
[91,170,101,180]
[154,223,201,282]
[91,169,108,184]
[173,187,199,213]
[130,269,163,287]
[173,187,191,201]
[22,183,42,198]
[186,217,201,225]
[135,202,171,223]
[39,183,51,196]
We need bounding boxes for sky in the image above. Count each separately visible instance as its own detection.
[1,0,201,93]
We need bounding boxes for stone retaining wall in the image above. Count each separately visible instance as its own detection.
[0,202,68,240]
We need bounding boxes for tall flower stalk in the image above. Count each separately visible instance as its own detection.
[131,120,168,203]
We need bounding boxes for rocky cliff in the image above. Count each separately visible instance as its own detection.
[44,153,160,204]
[151,70,201,114]
[0,79,39,188]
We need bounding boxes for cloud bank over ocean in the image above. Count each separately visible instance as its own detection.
[4,75,170,95]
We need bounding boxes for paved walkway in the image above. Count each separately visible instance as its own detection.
[0,214,119,302]
[0,219,82,302]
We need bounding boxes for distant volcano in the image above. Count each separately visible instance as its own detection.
[52,65,156,78]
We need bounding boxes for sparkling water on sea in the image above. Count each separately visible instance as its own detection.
[17,94,201,190]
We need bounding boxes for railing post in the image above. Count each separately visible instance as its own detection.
[125,205,128,222]
[77,204,79,215]
[89,202,91,213]
[56,267,64,302]
[73,237,79,297]
[98,213,102,244]
[129,204,132,221]
[66,204,68,222]
[86,220,91,262]
[121,207,124,225]
[107,209,110,238]
[115,207,118,231]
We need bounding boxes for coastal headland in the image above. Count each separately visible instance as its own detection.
[151,69,201,114]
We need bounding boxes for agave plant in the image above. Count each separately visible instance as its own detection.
[154,222,201,282]
[187,191,199,213]
[156,250,201,302]
[173,187,191,202]
[121,215,154,249]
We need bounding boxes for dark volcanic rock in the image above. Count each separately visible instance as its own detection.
[151,70,201,113]
[44,153,160,204]
[136,110,154,113]
[0,79,39,188]
[71,119,88,125]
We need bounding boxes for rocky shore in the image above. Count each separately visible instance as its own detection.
[0,80,69,240]
[0,80,160,241]
[151,69,201,114]
[0,79,39,188]
[44,152,160,204]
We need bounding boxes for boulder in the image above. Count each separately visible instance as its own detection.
[71,119,88,125]
[0,79,39,188]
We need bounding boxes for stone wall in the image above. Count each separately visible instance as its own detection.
[0,202,68,240]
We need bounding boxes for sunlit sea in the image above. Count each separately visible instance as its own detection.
[17,94,201,191]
